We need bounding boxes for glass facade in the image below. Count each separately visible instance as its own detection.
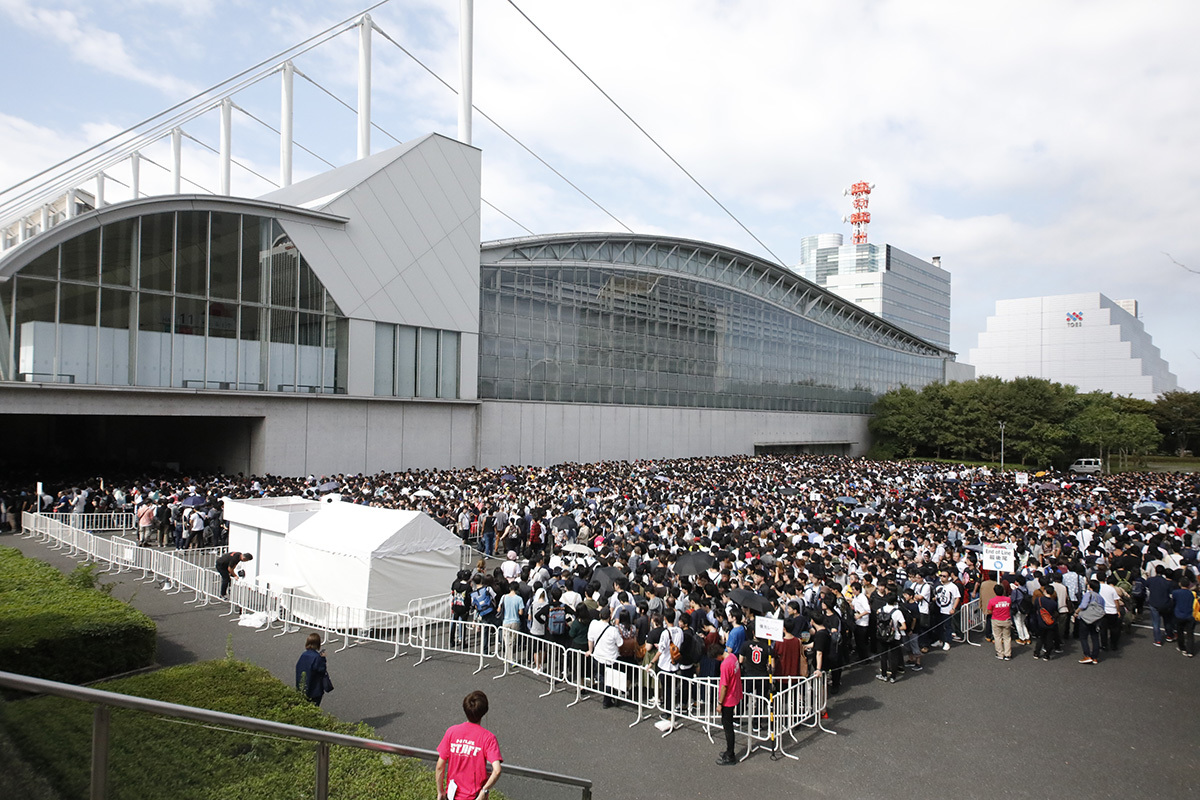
[479,237,947,414]
[373,322,459,399]
[1,211,347,393]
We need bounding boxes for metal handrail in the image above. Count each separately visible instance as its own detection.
[0,670,592,800]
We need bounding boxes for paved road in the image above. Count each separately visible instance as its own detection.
[6,532,1199,800]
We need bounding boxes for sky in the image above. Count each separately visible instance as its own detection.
[1,0,1197,391]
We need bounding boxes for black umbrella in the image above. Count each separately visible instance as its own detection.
[777,487,799,496]
[834,496,861,506]
[551,514,578,530]
[594,566,626,593]
[318,480,340,493]
[674,551,715,577]
[727,588,772,615]
[181,495,205,508]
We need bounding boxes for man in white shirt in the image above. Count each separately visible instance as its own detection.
[587,607,623,708]
[850,583,872,659]
[655,610,685,722]
[500,551,521,582]
[1098,577,1123,652]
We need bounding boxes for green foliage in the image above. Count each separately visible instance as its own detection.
[0,547,156,683]
[0,660,498,800]
[66,561,116,595]
[1152,390,1200,456]
[869,377,1170,467]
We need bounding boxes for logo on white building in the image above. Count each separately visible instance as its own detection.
[1066,311,1083,328]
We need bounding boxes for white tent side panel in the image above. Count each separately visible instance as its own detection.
[366,546,460,610]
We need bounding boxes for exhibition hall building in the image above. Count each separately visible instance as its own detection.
[0,134,959,475]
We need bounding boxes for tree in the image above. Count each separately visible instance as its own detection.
[1153,391,1200,456]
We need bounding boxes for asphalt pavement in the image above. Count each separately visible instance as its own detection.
[5,531,1198,800]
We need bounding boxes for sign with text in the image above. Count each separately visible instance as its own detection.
[1015,472,1029,486]
[757,616,784,643]
[983,543,1016,575]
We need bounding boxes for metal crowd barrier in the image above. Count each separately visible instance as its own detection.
[958,597,985,647]
[405,592,452,620]
[408,614,496,674]
[492,628,570,697]
[20,511,836,758]
[39,511,135,532]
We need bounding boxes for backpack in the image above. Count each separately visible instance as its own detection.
[876,607,896,642]
[680,631,704,666]
[668,631,682,664]
[471,587,495,617]
[1013,587,1032,615]
[1113,569,1133,596]
[1192,592,1200,624]
[547,604,568,636]
[451,586,466,609]
[1038,601,1056,628]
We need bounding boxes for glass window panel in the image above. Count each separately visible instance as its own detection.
[397,325,417,397]
[239,305,264,390]
[139,212,174,292]
[269,221,298,308]
[298,312,323,390]
[269,308,296,391]
[13,278,58,379]
[374,323,394,396]
[60,227,100,283]
[136,292,172,386]
[332,317,349,394]
[418,328,438,399]
[21,247,58,279]
[59,283,96,327]
[0,279,12,380]
[241,216,264,304]
[101,219,136,287]
[208,301,237,339]
[438,330,459,398]
[172,296,206,387]
[175,211,208,297]
[209,212,240,300]
[299,258,323,310]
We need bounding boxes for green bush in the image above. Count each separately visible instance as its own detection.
[1,660,492,800]
[0,547,156,683]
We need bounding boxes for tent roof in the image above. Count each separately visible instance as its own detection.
[286,502,461,558]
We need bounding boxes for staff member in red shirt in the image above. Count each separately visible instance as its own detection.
[436,691,502,800]
[716,649,744,765]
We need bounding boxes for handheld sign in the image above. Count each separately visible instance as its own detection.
[982,542,1015,574]
[1015,472,1029,486]
[757,616,784,643]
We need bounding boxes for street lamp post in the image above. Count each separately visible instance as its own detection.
[999,421,1006,473]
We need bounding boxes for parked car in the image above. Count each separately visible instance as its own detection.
[1068,458,1103,475]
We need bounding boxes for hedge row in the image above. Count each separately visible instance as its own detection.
[0,546,156,683]
[1,659,474,800]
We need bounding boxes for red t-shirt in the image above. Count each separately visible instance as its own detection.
[772,637,802,677]
[437,721,502,799]
[719,653,743,707]
[988,596,1012,622]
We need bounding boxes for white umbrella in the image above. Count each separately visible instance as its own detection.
[413,489,435,498]
[561,543,594,556]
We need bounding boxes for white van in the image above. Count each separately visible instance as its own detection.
[1069,458,1103,475]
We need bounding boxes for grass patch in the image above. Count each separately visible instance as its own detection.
[1,659,494,800]
[0,546,155,683]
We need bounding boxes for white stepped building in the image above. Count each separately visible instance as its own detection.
[968,292,1178,401]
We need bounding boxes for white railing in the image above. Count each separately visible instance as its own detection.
[958,597,985,647]
[39,512,135,532]
[23,511,841,757]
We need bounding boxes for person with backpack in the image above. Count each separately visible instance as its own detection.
[1074,579,1106,664]
[874,593,906,682]
[1098,576,1124,651]
[534,585,575,649]
[653,609,685,723]
[470,577,499,627]
[1169,576,1197,657]
[1010,576,1032,646]
[1031,584,1059,661]
[449,570,473,648]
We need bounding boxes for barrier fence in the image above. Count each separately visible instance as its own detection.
[958,597,985,647]
[39,511,135,532]
[24,511,845,760]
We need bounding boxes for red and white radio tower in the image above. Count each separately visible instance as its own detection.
[842,181,875,244]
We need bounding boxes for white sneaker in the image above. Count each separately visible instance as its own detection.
[942,642,951,651]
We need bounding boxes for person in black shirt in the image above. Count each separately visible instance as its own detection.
[214,551,252,599]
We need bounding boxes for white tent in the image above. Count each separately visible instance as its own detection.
[285,502,460,613]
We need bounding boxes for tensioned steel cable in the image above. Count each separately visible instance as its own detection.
[504,0,786,265]
[294,68,535,234]
[0,0,398,199]
[370,21,633,234]
[138,153,217,195]
[232,104,337,169]
[179,131,280,188]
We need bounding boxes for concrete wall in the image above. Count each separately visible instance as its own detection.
[475,400,870,468]
[3,383,870,475]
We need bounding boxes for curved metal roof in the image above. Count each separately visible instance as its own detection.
[481,232,949,356]
[0,194,347,281]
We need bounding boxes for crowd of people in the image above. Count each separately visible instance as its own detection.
[7,456,1198,680]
